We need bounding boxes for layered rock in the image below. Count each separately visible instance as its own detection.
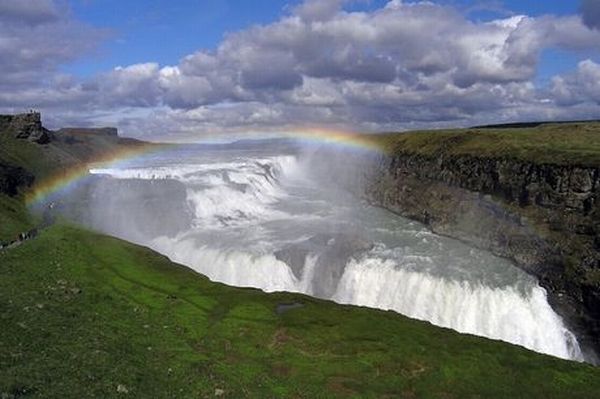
[366,152,600,359]
[0,112,51,144]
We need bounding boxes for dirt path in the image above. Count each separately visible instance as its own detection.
[0,228,39,251]
[0,204,56,251]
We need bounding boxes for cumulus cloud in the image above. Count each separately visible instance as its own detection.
[0,0,107,95]
[551,59,600,105]
[99,63,163,107]
[2,0,600,138]
[190,4,594,92]
[581,0,600,30]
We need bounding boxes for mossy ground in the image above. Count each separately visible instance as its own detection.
[370,122,600,166]
[2,221,600,398]
[0,194,36,242]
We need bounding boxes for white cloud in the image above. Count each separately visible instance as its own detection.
[551,59,600,105]
[99,63,162,107]
[2,0,600,138]
[0,0,107,98]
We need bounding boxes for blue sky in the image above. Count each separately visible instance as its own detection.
[66,0,586,79]
[67,0,298,76]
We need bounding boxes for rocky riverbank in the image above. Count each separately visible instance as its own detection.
[363,128,600,362]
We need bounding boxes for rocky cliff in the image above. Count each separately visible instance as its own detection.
[0,113,47,196]
[0,112,51,144]
[0,112,142,197]
[0,163,34,196]
[366,149,600,360]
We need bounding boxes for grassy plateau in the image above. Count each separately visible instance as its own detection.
[370,122,600,166]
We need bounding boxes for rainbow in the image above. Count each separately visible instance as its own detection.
[25,142,173,207]
[283,128,388,154]
[25,129,387,207]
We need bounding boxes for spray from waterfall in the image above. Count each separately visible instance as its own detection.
[51,139,586,362]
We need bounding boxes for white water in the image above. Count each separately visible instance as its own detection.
[85,141,584,361]
[333,256,579,358]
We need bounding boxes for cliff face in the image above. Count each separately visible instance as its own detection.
[387,153,598,213]
[0,112,51,144]
[366,152,600,358]
[0,163,34,196]
[0,112,135,197]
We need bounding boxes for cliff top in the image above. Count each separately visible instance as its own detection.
[0,113,151,185]
[56,127,118,137]
[373,122,600,167]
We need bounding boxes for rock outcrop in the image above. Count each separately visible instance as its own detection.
[0,112,49,196]
[366,151,600,360]
[0,163,34,196]
[0,112,51,144]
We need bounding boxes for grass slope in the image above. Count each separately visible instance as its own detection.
[0,134,48,179]
[0,130,154,240]
[0,194,36,242]
[0,129,157,185]
[371,122,600,166]
[2,223,600,398]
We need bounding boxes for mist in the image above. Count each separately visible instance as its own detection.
[52,138,584,362]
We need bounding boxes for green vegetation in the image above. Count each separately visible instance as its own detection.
[2,121,600,397]
[370,122,600,166]
[2,224,600,398]
[0,128,156,240]
[0,132,44,242]
[0,194,36,242]
[0,133,49,179]
[0,127,160,188]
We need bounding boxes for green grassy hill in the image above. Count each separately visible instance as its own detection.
[0,124,156,181]
[2,224,600,398]
[0,126,157,241]
[371,122,600,166]
[0,194,36,242]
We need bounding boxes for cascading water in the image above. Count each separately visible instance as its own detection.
[78,140,583,362]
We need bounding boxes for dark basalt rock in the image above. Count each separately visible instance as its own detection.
[0,163,34,196]
[2,112,51,144]
[366,151,600,360]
